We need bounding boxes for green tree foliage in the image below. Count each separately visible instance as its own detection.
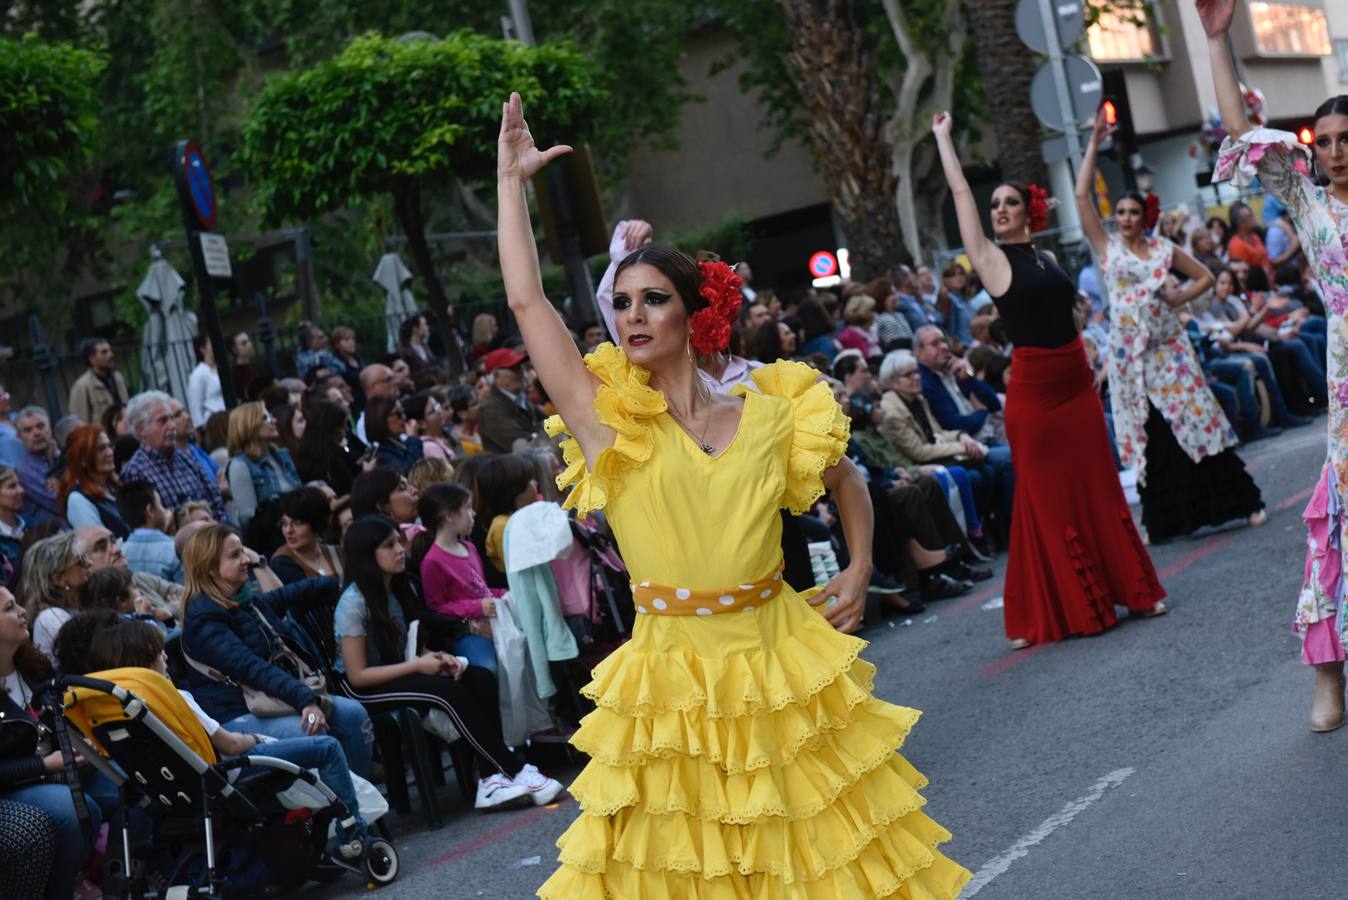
[240,31,605,369]
[0,35,105,313]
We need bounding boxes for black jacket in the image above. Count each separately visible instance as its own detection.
[0,677,46,788]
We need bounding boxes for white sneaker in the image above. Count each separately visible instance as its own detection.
[474,773,531,810]
[512,763,565,806]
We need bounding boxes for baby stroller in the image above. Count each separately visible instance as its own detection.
[39,668,399,899]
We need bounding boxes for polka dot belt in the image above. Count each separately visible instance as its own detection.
[631,565,786,617]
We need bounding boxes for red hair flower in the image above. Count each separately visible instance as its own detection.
[1027,184,1050,233]
[1144,193,1161,232]
[689,260,743,356]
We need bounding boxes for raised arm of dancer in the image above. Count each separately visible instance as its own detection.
[811,457,873,634]
[1163,248,1217,309]
[932,112,1012,296]
[1196,0,1251,139]
[497,92,610,462]
[1074,107,1115,259]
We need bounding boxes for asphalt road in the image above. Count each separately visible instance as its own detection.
[308,423,1346,900]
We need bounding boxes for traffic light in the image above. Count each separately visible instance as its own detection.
[1298,126,1315,145]
[1100,70,1138,155]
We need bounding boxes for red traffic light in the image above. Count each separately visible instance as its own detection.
[1102,100,1118,125]
[1299,126,1315,145]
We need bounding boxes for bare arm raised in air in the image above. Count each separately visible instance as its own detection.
[1195,0,1251,140]
[931,111,1011,296]
[496,92,613,465]
[1074,106,1115,259]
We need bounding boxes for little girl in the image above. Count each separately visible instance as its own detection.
[474,454,539,582]
[413,483,502,674]
[78,567,169,633]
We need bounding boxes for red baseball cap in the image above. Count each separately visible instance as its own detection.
[482,347,528,374]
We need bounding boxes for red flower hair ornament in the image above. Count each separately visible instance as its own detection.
[1027,184,1051,233]
[689,260,743,356]
[1144,193,1162,232]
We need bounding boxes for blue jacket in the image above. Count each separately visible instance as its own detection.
[896,294,935,332]
[373,437,423,474]
[919,365,1001,435]
[179,577,338,724]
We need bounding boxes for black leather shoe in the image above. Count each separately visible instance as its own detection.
[882,594,926,615]
[944,560,993,582]
[920,571,974,602]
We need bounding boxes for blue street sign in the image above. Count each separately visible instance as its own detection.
[179,142,217,230]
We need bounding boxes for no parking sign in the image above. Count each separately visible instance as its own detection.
[809,251,838,279]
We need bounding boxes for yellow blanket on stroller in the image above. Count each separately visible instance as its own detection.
[63,666,217,764]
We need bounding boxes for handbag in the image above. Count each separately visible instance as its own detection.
[183,605,330,718]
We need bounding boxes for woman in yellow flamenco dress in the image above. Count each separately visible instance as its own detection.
[497,92,970,900]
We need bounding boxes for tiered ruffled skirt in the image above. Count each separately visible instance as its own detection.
[537,587,971,898]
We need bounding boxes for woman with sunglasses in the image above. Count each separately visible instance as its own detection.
[225,402,301,531]
[364,396,423,475]
[17,531,89,661]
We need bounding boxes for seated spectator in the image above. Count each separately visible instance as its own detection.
[409,457,454,497]
[0,587,102,900]
[966,345,1010,395]
[866,277,913,350]
[473,454,539,581]
[335,516,562,810]
[330,326,365,391]
[915,326,1002,444]
[297,400,369,497]
[274,404,305,458]
[414,483,503,673]
[838,295,882,358]
[295,323,343,382]
[13,407,63,525]
[18,531,87,661]
[271,487,344,584]
[796,298,842,364]
[831,351,874,399]
[365,396,423,474]
[939,263,977,348]
[405,391,453,462]
[101,402,129,441]
[226,402,302,532]
[178,524,374,777]
[350,467,420,524]
[443,385,483,457]
[122,391,228,522]
[173,500,213,532]
[746,319,799,364]
[78,565,167,632]
[76,522,182,626]
[60,424,130,539]
[890,264,937,332]
[118,480,183,584]
[478,349,547,455]
[0,467,26,588]
[471,313,501,362]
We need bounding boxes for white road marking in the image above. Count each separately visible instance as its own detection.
[962,767,1135,897]
[981,596,1005,611]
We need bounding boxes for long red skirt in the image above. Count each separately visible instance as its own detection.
[1002,337,1165,644]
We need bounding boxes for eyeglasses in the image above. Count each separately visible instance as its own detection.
[262,412,275,424]
[897,370,920,378]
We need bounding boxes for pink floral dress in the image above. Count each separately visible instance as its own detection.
[1104,234,1238,482]
[1217,128,1348,662]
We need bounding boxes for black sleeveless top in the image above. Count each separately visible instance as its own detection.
[989,243,1079,349]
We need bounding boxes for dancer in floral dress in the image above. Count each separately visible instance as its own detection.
[1075,104,1266,544]
[1200,0,1348,732]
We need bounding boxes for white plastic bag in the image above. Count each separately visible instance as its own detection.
[491,593,555,746]
[277,769,388,824]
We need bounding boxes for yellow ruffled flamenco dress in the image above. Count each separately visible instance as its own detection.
[537,343,971,899]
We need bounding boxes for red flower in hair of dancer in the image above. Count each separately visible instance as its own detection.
[1144,193,1161,232]
[689,260,743,356]
[1027,184,1050,233]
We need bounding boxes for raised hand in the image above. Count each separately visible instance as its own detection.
[497,91,572,181]
[1195,0,1236,39]
[931,111,954,138]
[1090,104,1117,147]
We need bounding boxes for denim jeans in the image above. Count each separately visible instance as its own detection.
[243,735,367,832]
[448,633,498,674]
[1298,315,1327,365]
[1205,358,1260,433]
[2,782,102,900]
[980,444,1015,521]
[930,465,982,535]
[1208,381,1239,432]
[224,695,373,778]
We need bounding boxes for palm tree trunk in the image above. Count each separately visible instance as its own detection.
[968,0,1047,187]
[778,0,906,280]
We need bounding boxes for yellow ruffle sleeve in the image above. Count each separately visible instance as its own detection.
[734,361,851,515]
[545,342,666,517]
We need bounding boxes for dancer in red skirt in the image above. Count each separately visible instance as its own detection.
[932,111,1166,650]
